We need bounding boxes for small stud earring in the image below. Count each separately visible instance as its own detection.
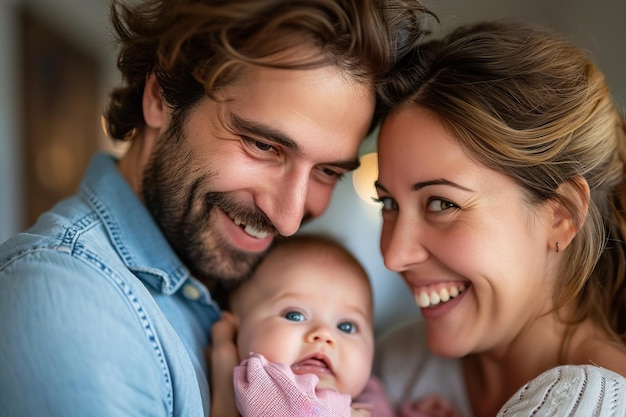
[556,242,560,253]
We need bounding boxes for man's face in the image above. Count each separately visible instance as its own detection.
[142,63,375,284]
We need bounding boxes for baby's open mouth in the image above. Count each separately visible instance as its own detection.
[291,355,332,375]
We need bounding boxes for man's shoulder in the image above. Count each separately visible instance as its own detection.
[0,194,141,305]
[0,202,175,404]
[0,231,180,416]
[0,195,109,268]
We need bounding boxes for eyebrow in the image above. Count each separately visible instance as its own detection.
[411,179,474,192]
[231,113,299,152]
[230,113,361,172]
[374,178,474,193]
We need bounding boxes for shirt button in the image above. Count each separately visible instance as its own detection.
[182,284,201,301]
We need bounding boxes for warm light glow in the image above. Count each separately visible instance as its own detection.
[352,152,378,205]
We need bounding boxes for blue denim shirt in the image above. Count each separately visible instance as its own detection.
[0,153,221,416]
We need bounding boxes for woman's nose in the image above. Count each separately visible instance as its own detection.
[381,218,429,272]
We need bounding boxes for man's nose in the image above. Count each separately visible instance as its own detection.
[258,168,310,237]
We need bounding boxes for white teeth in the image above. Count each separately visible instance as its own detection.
[429,291,441,306]
[228,214,269,239]
[244,224,269,239]
[418,292,430,308]
[415,284,466,309]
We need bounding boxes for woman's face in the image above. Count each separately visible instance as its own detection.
[376,106,557,357]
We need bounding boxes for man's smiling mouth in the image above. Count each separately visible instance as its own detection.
[227,212,270,239]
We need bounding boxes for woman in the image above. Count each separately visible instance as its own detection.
[373,21,626,416]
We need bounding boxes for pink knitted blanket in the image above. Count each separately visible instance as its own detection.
[234,353,352,417]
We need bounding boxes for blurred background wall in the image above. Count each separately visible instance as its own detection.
[0,0,624,335]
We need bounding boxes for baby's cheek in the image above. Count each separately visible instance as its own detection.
[238,332,280,363]
[343,345,374,397]
[235,326,257,360]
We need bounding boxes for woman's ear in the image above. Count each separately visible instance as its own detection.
[143,73,165,129]
[548,176,590,252]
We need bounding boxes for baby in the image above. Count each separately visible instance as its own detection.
[210,234,458,417]
[210,234,379,416]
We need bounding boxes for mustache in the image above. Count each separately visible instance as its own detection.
[205,192,276,234]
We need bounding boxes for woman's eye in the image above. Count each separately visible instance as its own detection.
[337,321,356,334]
[373,196,397,211]
[427,198,457,212]
[284,311,305,322]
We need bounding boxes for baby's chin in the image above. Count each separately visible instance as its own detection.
[315,375,357,399]
[315,375,339,392]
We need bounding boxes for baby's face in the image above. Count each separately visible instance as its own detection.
[231,244,374,398]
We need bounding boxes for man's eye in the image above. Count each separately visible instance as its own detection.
[314,166,346,185]
[337,321,356,334]
[253,140,273,151]
[284,311,305,322]
[321,167,344,179]
[427,198,457,212]
[241,136,276,153]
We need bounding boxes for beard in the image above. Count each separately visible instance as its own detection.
[141,119,273,287]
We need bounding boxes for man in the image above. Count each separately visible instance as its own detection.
[0,0,430,415]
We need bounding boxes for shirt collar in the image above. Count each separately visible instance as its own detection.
[79,153,192,295]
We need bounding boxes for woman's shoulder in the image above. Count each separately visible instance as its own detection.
[497,364,626,416]
[571,326,626,378]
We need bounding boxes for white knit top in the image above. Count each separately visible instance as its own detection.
[375,319,626,417]
[497,364,626,416]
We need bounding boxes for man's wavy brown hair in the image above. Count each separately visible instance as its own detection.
[104,0,434,141]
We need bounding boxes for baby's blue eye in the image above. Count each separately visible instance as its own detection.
[337,321,356,334]
[284,311,305,322]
